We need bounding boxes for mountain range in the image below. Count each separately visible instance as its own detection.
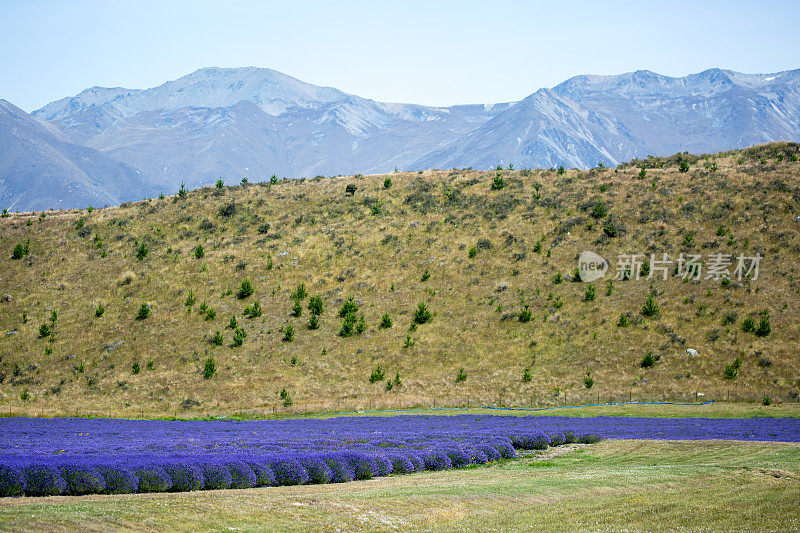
[1,66,799,211]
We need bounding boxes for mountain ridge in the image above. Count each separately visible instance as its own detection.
[1,66,798,211]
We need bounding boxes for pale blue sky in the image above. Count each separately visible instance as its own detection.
[2,0,799,112]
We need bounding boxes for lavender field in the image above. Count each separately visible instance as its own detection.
[0,414,798,498]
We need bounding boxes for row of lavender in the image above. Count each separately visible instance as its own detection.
[0,432,598,497]
[2,413,799,497]
[0,415,605,497]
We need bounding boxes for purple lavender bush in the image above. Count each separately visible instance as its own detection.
[133,464,172,493]
[270,457,309,486]
[223,459,257,489]
[201,462,232,490]
[97,464,139,494]
[162,461,204,492]
[322,453,356,483]
[60,462,106,495]
[0,465,25,497]
[21,464,67,496]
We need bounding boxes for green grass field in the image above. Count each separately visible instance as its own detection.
[1,439,797,532]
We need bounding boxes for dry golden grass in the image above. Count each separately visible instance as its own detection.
[0,142,799,417]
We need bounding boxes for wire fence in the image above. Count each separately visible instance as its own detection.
[1,389,797,420]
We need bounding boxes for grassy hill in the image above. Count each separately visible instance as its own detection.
[1,143,799,417]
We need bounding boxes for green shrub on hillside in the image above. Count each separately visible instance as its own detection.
[339,312,357,336]
[209,330,223,346]
[243,301,262,318]
[641,295,660,317]
[291,300,303,317]
[355,313,367,334]
[136,241,148,260]
[602,218,620,237]
[490,174,505,190]
[755,316,771,337]
[279,387,292,407]
[232,327,246,347]
[237,279,254,299]
[203,357,216,379]
[11,241,30,260]
[291,283,307,300]
[136,303,150,320]
[308,296,323,316]
[414,302,432,324]
[369,365,385,383]
[584,284,596,302]
[339,297,358,317]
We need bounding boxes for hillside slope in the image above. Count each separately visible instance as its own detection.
[0,99,160,212]
[0,143,798,416]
